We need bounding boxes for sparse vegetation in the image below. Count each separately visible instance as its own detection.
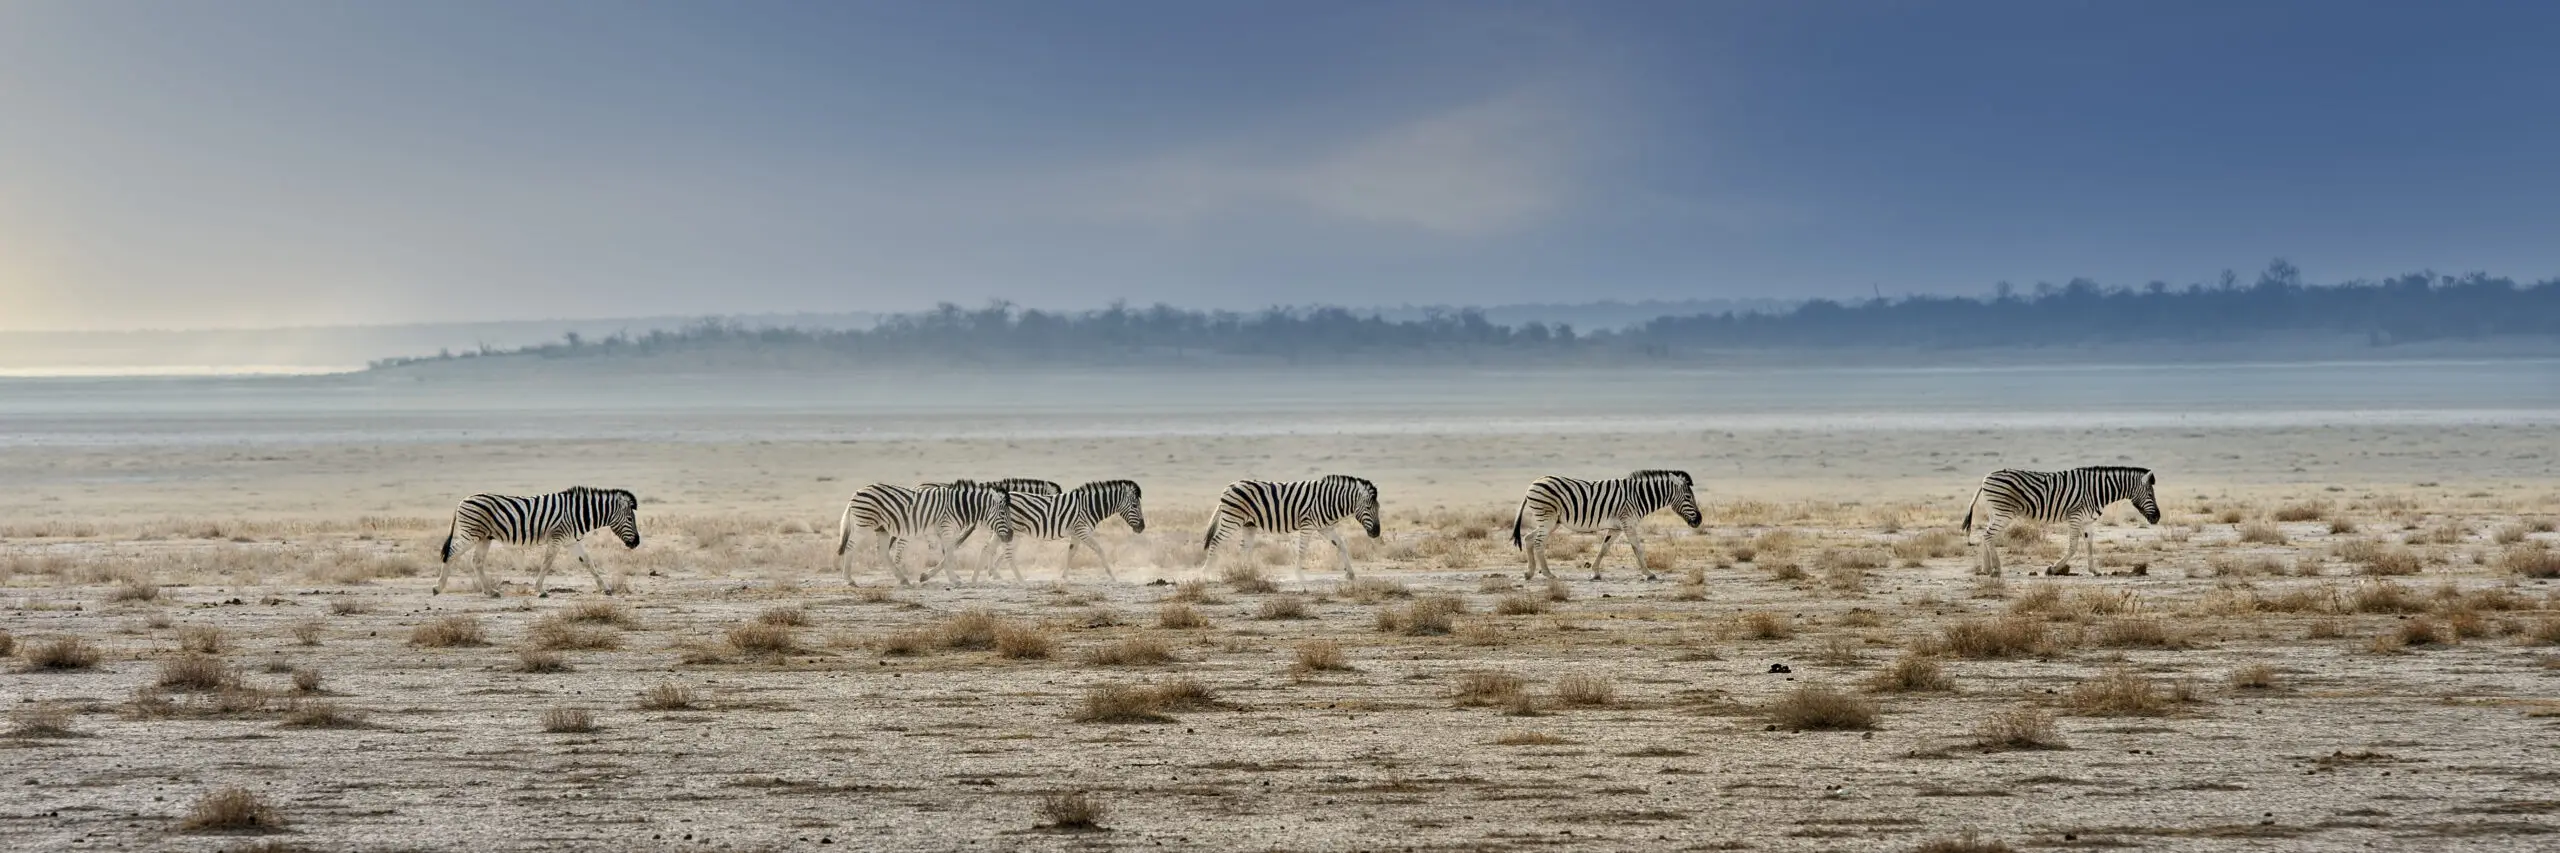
[2230,663,2279,689]
[1913,834,2018,853]
[280,700,365,729]
[1082,636,1176,666]
[1156,603,1210,629]
[1868,653,1954,693]
[1453,670,1528,707]
[1254,595,1311,620]
[179,624,226,654]
[757,605,808,626]
[1291,640,1352,676]
[1552,674,1615,707]
[2063,669,2194,716]
[287,618,324,646]
[541,706,597,733]
[1767,684,1879,731]
[1972,705,2064,750]
[1494,593,1548,615]
[8,702,80,738]
[178,787,286,833]
[937,609,1002,650]
[409,616,486,648]
[528,615,622,650]
[725,620,798,654]
[2499,543,2560,578]
[1221,565,1278,594]
[517,648,570,673]
[2237,522,2289,545]
[995,624,1055,659]
[26,636,102,670]
[1039,791,1106,830]
[1375,595,1462,636]
[1738,611,1792,640]
[638,681,698,710]
[1073,682,1179,723]
[1926,618,2053,659]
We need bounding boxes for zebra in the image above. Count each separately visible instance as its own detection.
[1962,466,2162,576]
[436,486,640,597]
[1202,475,1381,582]
[833,481,1014,586]
[975,479,1146,582]
[924,478,1061,548]
[1511,470,1703,581]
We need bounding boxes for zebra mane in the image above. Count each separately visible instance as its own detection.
[1627,469,1693,486]
[1319,474,1377,496]
[1075,479,1139,498]
[562,486,638,507]
[2073,466,2153,477]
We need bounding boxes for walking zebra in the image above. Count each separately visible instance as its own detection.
[1202,475,1381,582]
[1962,466,2162,576]
[436,486,641,597]
[1512,470,1702,581]
[924,478,1061,547]
[833,481,1014,586]
[976,480,1146,582]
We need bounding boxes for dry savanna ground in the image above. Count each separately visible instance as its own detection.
[6,488,2560,852]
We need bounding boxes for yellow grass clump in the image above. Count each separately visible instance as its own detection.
[178,787,286,833]
[1767,684,1879,731]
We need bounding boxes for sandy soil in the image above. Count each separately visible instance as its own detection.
[5,367,2560,852]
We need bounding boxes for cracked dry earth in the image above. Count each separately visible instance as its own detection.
[6,498,2560,853]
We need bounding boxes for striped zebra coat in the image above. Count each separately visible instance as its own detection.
[436,486,641,597]
[1202,475,1380,582]
[834,482,1014,586]
[977,480,1145,582]
[926,479,1062,547]
[1962,466,2162,576]
[1512,470,1702,581]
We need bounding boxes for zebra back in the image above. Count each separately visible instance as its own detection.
[926,478,1062,496]
[1206,475,1379,549]
[1511,470,1700,546]
[443,486,640,561]
[1969,466,2159,527]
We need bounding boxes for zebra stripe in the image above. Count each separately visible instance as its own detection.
[834,482,1014,586]
[1202,475,1380,582]
[980,480,1145,582]
[435,486,641,597]
[924,479,1062,547]
[1512,469,1702,581]
[1962,466,2162,576]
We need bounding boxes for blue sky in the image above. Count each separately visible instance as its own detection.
[3,1,2555,329]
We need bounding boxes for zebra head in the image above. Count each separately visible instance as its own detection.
[1326,474,1381,538]
[1631,469,1703,528]
[598,488,641,549]
[1096,479,1145,533]
[2130,469,2161,524]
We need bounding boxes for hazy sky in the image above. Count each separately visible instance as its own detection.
[4,1,2556,330]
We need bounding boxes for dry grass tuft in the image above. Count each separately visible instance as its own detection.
[877,629,936,657]
[2229,663,2279,689]
[564,599,634,625]
[409,616,486,648]
[1972,705,2065,750]
[0,629,12,658]
[994,624,1055,659]
[328,597,369,616]
[290,667,323,694]
[1868,653,1954,693]
[2237,522,2289,545]
[853,585,897,603]
[725,621,798,654]
[2335,538,2424,576]
[109,578,161,602]
[2094,617,2199,649]
[1156,603,1211,630]
[178,787,286,833]
[527,615,622,651]
[2062,669,2194,716]
[279,700,366,729]
[2007,583,2063,615]
[1738,611,1792,640]
[2351,581,2424,614]
[540,706,597,733]
[1543,577,1571,602]
[1453,670,1528,707]
[1082,636,1177,666]
[2273,501,2328,522]
[1290,640,1353,676]
[2499,544,2560,578]
[1073,683,1175,723]
[7,702,81,738]
[1342,578,1412,603]
[757,606,808,626]
[1495,593,1549,615]
[1928,618,2053,659]
[22,636,100,671]
[517,648,570,673]
[1170,579,1224,604]
[637,681,697,710]
[159,655,233,691]
[1816,635,1863,666]
[1767,684,1880,731]
[1254,595,1312,620]
[1039,791,1107,830]
[1222,565,1278,594]
[1553,674,1616,707]
[178,625,226,655]
[938,609,1002,650]
[286,618,324,647]
[1376,596,1462,636]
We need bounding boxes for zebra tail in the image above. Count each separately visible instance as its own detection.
[836,501,856,556]
[439,516,457,563]
[1201,519,1219,552]
[1510,499,1527,549]
[1961,489,1981,533]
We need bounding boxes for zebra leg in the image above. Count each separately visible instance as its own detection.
[1077,531,1118,583]
[1975,515,2003,576]
[572,538,611,595]
[1588,530,1621,581]
[2049,521,2084,575]
[533,541,562,597]
[434,541,459,594]
[1521,520,1547,580]
[470,541,498,598]
[1626,528,1656,581]
[1324,526,1355,580]
[2086,525,2099,576]
[883,537,910,586]
[1290,530,1310,584]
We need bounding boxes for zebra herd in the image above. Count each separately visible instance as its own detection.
[432,466,2164,597]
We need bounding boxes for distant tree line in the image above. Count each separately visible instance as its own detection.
[368,261,2560,369]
